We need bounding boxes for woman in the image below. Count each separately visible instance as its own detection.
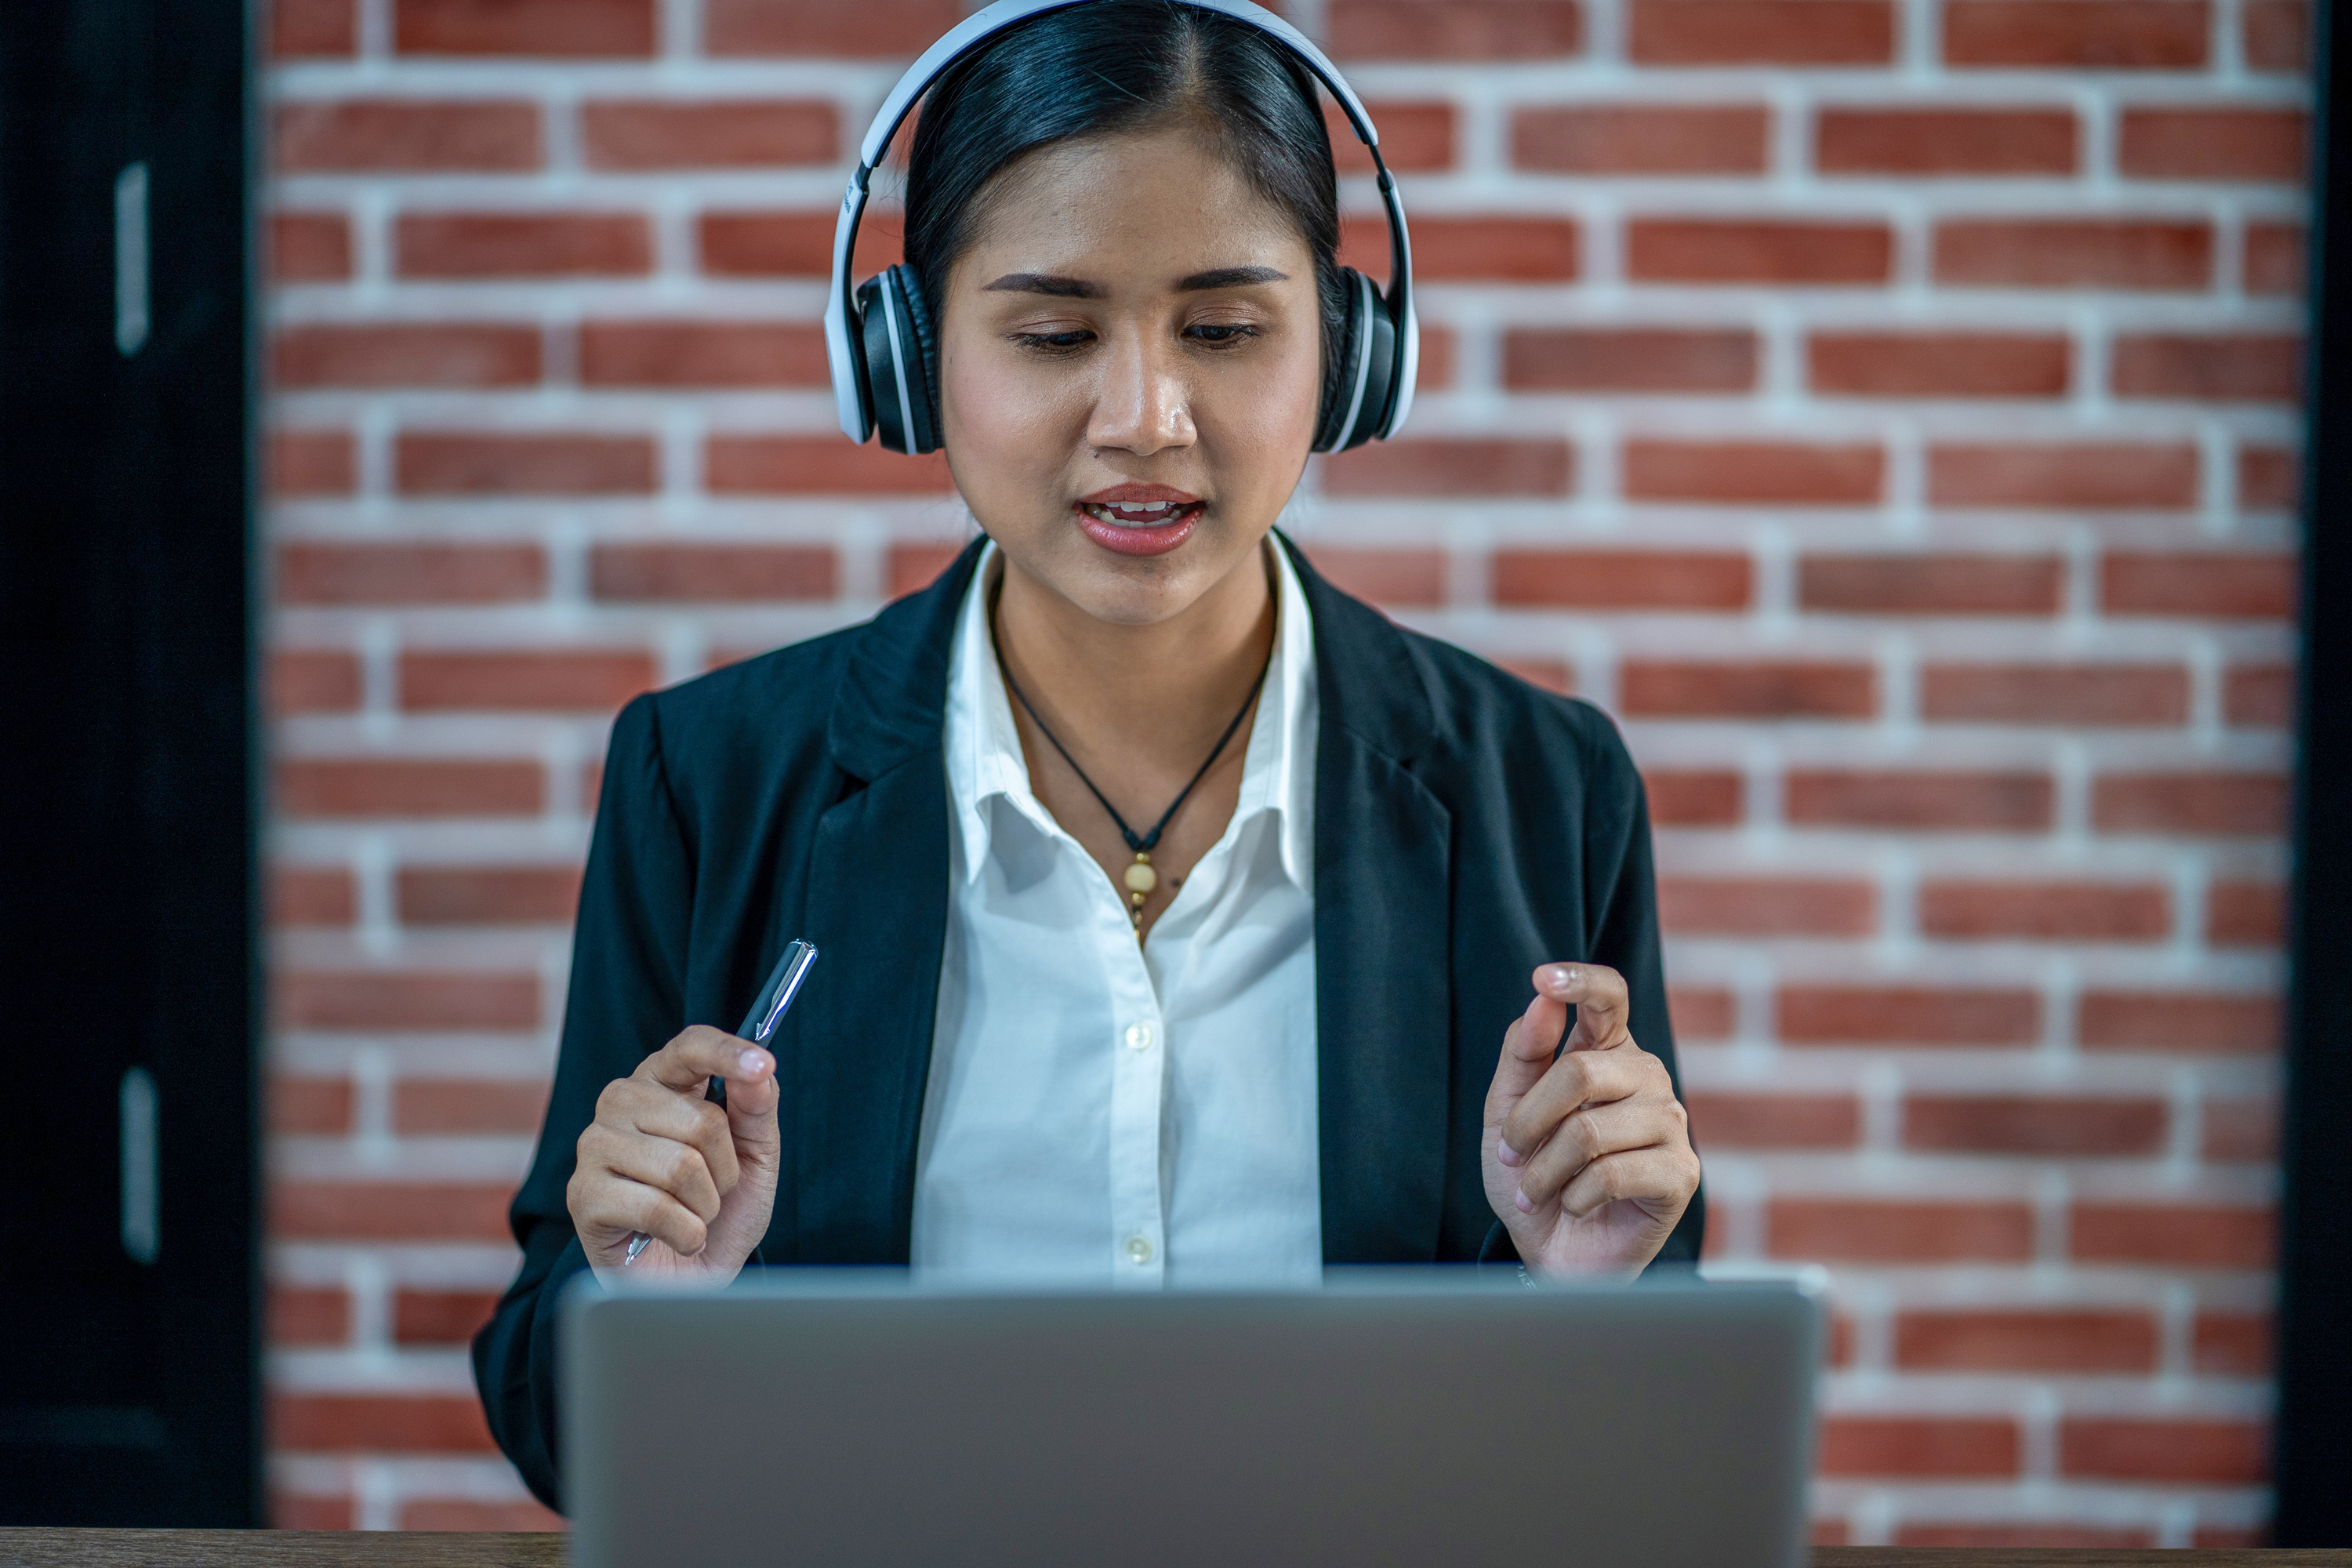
[475,0,1703,1508]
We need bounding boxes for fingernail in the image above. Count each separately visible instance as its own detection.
[1496,1138,1523,1167]
[739,1049,767,1076]
[1512,1187,1534,1214]
[1542,964,1577,994]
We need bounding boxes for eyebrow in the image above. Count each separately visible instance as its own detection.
[982,273,1102,298]
[1176,265,1290,291]
[979,265,1291,298]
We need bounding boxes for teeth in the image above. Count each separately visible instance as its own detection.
[1087,499,1191,524]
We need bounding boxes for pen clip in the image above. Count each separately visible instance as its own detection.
[753,939,819,1043]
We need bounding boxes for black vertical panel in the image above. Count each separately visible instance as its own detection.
[0,0,260,1527]
[2274,0,2352,1544]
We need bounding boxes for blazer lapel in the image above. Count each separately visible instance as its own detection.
[1284,536,1456,1262]
[788,539,985,1263]
[790,758,950,1261]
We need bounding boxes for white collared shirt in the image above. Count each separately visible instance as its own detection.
[911,539,1322,1289]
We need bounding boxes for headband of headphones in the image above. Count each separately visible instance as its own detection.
[822,0,1418,448]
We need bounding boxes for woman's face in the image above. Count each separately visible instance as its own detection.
[935,125,1324,626]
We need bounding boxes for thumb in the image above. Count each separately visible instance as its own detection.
[724,1050,781,1159]
[702,1052,782,1278]
[1487,988,1569,1123]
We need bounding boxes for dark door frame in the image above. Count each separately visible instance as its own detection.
[2274,0,2351,1544]
[0,0,260,1526]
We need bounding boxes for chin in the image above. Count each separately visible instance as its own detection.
[1062,549,1211,626]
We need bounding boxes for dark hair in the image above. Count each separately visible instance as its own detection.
[903,1,1348,401]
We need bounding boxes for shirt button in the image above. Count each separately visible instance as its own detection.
[1125,1022,1155,1051]
[1125,1234,1155,1265]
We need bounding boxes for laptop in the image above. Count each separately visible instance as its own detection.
[564,1269,1823,1568]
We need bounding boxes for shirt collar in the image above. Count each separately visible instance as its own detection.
[942,537,1318,891]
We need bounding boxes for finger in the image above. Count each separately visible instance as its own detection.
[1534,963,1633,1053]
[1500,1047,1668,1169]
[575,1173,711,1258]
[606,1085,741,1198]
[1557,1144,1701,1222]
[581,1123,723,1223]
[609,1177,713,1257]
[1512,1096,1686,1210]
[1488,990,1570,1126]
[720,1054,781,1152]
[634,1025,775,1097]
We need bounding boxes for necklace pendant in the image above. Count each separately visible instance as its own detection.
[1123,854,1158,895]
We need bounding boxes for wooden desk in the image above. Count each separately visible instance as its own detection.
[1,1534,2347,1566]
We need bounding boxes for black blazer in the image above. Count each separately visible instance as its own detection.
[474,535,1704,1509]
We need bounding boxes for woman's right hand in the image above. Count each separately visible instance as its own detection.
[568,1026,780,1286]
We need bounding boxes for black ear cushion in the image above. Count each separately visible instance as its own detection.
[1317,268,1401,453]
[891,264,943,452]
[1339,296,1397,452]
[855,274,905,452]
[856,267,942,455]
[1313,268,1367,454]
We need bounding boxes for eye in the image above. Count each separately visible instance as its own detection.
[1010,329,1094,354]
[1186,323,1261,348]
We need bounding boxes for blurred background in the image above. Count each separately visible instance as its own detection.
[20,0,2325,1545]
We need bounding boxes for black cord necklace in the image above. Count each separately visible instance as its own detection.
[990,605,1270,938]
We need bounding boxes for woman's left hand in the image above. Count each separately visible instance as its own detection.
[1483,962,1701,1279]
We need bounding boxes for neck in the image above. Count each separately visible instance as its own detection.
[991,536,1279,774]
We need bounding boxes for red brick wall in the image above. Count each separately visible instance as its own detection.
[263,0,2303,1542]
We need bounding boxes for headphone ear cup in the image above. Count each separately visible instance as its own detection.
[855,275,904,453]
[1338,292,1396,453]
[1312,268,1367,455]
[855,266,943,455]
[890,264,944,454]
[1316,268,1399,453]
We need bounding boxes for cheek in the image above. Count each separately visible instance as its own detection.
[938,340,1016,449]
[1206,328,1323,477]
[938,339,1082,492]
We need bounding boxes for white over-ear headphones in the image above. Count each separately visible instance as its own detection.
[822,0,1419,456]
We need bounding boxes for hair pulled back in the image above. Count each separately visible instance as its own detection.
[903,1,1348,400]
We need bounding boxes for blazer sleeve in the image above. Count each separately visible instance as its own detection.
[471,692,697,1511]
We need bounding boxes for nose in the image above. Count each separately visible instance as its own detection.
[1086,327,1196,457]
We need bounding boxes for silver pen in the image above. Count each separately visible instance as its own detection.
[624,938,819,1266]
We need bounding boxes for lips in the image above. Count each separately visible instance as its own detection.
[1073,482,1203,558]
